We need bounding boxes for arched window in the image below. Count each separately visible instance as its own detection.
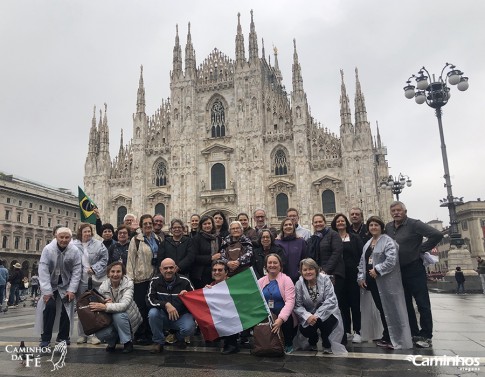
[155,161,168,186]
[322,190,336,214]
[117,206,127,227]
[211,163,226,190]
[2,236,7,248]
[36,239,41,251]
[155,203,166,217]
[274,149,288,175]
[211,100,226,138]
[276,193,289,218]
[14,236,20,249]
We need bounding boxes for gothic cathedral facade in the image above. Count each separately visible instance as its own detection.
[84,12,393,228]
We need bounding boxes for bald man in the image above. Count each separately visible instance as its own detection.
[147,258,195,353]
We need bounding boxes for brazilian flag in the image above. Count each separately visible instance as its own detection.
[78,187,97,224]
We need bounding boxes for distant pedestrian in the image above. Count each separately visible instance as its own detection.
[7,263,23,307]
[455,267,465,294]
[30,275,39,297]
[476,257,485,294]
[0,261,8,308]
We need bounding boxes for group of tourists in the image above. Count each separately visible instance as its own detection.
[33,200,444,356]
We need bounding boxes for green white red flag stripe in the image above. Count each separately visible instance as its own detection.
[180,268,269,341]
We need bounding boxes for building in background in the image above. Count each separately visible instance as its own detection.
[434,200,485,273]
[84,12,393,228]
[0,172,78,277]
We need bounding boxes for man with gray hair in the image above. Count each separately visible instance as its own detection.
[385,201,443,349]
[251,208,277,245]
[34,228,82,347]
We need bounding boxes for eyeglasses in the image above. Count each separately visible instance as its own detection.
[255,216,265,219]
[230,227,241,231]
[117,231,129,235]
[171,226,183,230]
[212,268,225,272]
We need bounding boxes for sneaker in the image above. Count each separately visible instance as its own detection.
[284,345,294,354]
[150,343,163,353]
[415,338,432,348]
[240,336,249,345]
[39,340,50,348]
[122,341,134,354]
[56,338,71,345]
[90,335,101,345]
[77,336,87,344]
[346,332,353,341]
[376,339,390,348]
[322,348,333,354]
[352,333,362,343]
[184,336,191,344]
[308,343,318,351]
[165,333,176,344]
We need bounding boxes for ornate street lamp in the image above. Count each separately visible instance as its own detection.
[380,173,412,201]
[404,63,468,246]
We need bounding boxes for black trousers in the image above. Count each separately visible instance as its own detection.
[341,271,361,334]
[133,281,152,339]
[401,260,433,339]
[367,277,390,342]
[299,314,338,348]
[42,291,70,342]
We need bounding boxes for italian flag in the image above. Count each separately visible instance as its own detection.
[180,268,270,341]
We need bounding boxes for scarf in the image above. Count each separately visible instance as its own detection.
[200,231,219,256]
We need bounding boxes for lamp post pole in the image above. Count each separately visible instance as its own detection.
[404,63,468,245]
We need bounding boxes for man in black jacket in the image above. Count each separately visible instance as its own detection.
[147,258,195,353]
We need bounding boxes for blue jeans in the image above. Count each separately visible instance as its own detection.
[96,312,132,346]
[401,260,433,339]
[0,285,5,307]
[148,308,195,345]
[7,283,20,306]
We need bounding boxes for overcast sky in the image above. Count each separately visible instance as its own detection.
[1,0,484,225]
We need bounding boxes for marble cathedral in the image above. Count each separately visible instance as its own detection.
[84,11,393,228]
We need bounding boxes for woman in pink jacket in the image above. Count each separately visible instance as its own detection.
[258,253,296,354]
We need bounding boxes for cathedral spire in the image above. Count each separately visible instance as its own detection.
[100,103,109,153]
[136,65,145,114]
[292,39,304,97]
[273,46,282,82]
[248,10,259,63]
[376,121,382,148]
[354,67,368,126]
[261,38,265,61]
[118,128,124,158]
[185,22,196,77]
[88,105,98,155]
[339,69,352,129]
[235,12,246,68]
[172,24,183,78]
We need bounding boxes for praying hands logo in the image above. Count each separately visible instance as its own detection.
[48,340,67,371]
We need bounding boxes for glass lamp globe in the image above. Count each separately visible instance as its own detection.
[457,77,469,91]
[416,76,429,90]
[415,92,426,104]
[447,70,461,85]
[404,85,416,99]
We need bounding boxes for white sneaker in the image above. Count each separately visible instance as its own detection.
[352,333,362,343]
[346,332,353,341]
[90,335,101,345]
[77,336,87,344]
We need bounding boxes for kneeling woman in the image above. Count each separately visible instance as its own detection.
[257,254,296,354]
[294,258,347,355]
[89,261,142,353]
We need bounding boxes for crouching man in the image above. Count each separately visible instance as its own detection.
[147,258,195,353]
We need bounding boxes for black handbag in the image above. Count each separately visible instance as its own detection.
[251,314,285,357]
[76,277,112,335]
